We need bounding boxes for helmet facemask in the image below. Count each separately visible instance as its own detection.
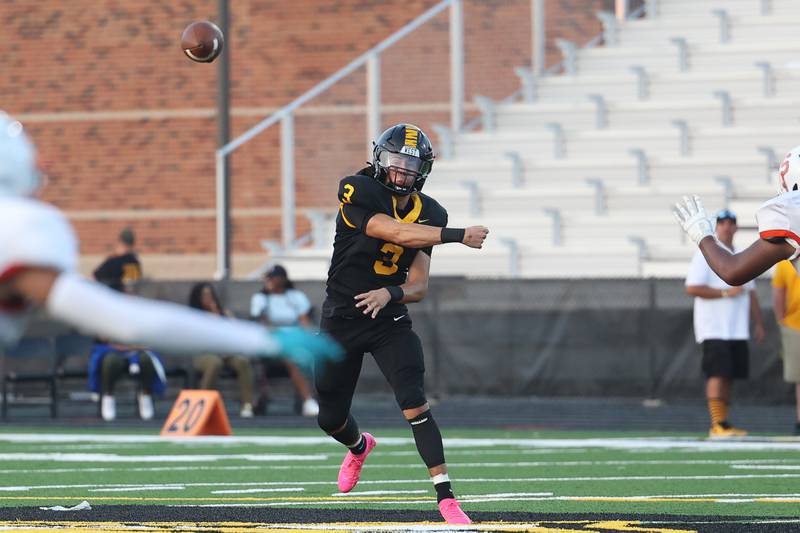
[375,150,432,196]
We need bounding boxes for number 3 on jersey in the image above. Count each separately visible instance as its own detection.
[342,184,355,204]
[374,243,404,275]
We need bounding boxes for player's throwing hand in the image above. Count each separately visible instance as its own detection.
[673,195,714,245]
[463,226,489,249]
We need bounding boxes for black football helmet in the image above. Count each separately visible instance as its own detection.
[372,124,434,195]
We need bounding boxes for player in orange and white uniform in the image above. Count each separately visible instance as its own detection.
[0,112,341,367]
[674,146,800,285]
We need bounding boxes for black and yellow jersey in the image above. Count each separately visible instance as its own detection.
[93,252,142,291]
[323,168,448,319]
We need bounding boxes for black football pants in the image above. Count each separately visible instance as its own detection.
[316,314,426,432]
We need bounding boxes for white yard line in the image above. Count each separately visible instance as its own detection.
[460,492,554,498]
[331,490,429,497]
[380,448,592,456]
[628,492,800,498]
[0,457,792,476]
[4,519,800,532]
[174,493,800,507]
[8,473,800,492]
[211,488,305,494]
[88,486,185,492]
[0,453,328,463]
[1,433,799,451]
[730,464,800,470]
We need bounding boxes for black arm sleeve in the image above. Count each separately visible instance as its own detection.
[337,175,392,233]
[340,203,377,233]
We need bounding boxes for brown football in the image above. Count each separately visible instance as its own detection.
[181,21,224,63]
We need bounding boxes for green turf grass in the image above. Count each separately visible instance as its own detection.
[0,426,798,517]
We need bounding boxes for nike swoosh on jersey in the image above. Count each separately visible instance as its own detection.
[393,315,406,321]
[418,219,429,224]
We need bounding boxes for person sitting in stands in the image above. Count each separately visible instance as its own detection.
[189,282,256,418]
[250,265,319,417]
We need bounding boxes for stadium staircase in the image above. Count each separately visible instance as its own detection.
[272,0,800,279]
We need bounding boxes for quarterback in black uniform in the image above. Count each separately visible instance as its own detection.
[316,124,489,524]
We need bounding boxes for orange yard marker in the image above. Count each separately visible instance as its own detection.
[160,390,232,437]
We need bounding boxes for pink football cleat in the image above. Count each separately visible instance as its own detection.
[337,432,377,493]
[438,498,472,524]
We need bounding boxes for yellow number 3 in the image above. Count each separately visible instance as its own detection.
[374,243,404,275]
[342,184,355,204]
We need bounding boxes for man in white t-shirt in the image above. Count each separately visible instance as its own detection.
[250,265,319,417]
[685,209,766,438]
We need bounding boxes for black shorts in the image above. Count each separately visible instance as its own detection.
[316,313,427,411]
[701,339,749,379]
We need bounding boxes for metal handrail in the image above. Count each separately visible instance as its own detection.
[215,0,460,278]
[220,0,455,157]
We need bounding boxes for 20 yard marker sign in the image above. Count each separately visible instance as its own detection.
[160,390,232,437]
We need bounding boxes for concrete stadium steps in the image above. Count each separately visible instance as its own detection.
[266,242,515,280]
[729,198,772,228]
[422,185,730,214]
[275,0,795,278]
[532,69,800,102]
[260,246,645,279]
[494,98,800,131]
[448,126,800,161]
[515,244,642,277]
[655,0,795,18]
[276,227,755,281]
[434,156,779,189]
[617,15,800,46]
[575,42,800,75]
[446,212,689,248]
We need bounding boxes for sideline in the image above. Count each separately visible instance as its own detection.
[1,433,800,452]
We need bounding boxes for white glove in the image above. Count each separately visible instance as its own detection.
[673,194,714,245]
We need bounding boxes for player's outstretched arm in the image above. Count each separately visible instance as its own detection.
[674,194,794,285]
[697,238,793,286]
[364,213,488,249]
[11,268,342,367]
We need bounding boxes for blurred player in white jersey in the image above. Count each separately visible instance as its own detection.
[0,112,342,368]
[674,146,800,285]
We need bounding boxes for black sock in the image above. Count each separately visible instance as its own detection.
[434,480,454,503]
[329,414,362,449]
[408,410,446,468]
[349,434,367,455]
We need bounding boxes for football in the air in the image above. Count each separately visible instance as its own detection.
[181,21,224,63]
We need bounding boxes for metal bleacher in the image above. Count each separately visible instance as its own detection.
[271,0,800,279]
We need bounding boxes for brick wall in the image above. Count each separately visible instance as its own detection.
[3,0,610,276]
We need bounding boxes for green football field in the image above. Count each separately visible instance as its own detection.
[2,425,800,531]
